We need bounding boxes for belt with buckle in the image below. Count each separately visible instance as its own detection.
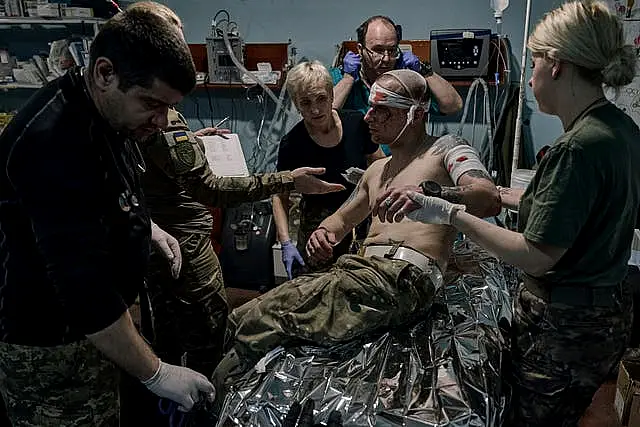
[522,275,620,307]
[363,244,443,288]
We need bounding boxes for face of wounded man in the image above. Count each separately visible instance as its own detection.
[364,85,410,146]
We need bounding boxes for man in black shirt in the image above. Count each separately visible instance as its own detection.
[0,6,214,426]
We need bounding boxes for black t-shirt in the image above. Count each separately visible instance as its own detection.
[0,67,150,346]
[276,110,377,211]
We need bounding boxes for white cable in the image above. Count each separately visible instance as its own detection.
[458,78,494,173]
[214,16,298,172]
[266,80,289,141]
[218,19,297,123]
[511,0,533,177]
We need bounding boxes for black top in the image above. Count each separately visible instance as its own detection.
[0,67,151,346]
[276,110,377,210]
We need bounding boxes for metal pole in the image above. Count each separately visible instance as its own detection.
[511,0,533,182]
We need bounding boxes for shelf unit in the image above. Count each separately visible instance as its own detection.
[0,82,42,90]
[188,42,289,89]
[0,17,105,24]
[0,16,104,33]
[1,16,105,91]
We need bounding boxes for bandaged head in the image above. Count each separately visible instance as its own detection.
[368,69,431,145]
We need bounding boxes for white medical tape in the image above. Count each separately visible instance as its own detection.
[443,143,488,184]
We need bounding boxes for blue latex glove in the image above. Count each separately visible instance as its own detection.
[281,240,305,280]
[397,51,421,72]
[342,51,361,81]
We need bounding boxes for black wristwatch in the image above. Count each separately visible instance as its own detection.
[419,61,434,78]
[419,180,442,198]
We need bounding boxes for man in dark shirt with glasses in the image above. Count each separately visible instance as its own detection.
[330,16,463,156]
[331,15,462,117]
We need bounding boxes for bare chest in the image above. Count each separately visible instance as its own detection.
[367,153,453,203]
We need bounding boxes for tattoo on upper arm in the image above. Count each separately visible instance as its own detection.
[339,179,362,209]
[441,169,493,204]
[430,135,468,156]
[463,169,493,181]
[440,186,465,204]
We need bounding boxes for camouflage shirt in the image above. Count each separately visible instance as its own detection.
[142,109,295,236]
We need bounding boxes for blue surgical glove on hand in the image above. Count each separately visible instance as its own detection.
[281,240,305,280]
[342,51,361,81]
[397,51,421,72]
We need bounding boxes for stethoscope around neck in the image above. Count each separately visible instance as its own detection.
[114,142,147,213]
[79,67,148,213]
[77,67,147,215]
[105,133,147,214]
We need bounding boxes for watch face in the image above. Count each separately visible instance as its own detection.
[420,62,433,76]
[421,180,441,197]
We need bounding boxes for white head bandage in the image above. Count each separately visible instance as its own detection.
[368,70,430,145]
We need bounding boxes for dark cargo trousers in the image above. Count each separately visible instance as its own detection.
[146,232,229,378]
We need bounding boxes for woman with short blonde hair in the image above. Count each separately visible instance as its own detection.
[273,60,384,279]
[285,60,334,103]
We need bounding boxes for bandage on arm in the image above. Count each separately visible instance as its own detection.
[443,144,489,185]
[438,140,500,217]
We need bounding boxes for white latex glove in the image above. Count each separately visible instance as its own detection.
[406,191,466,225]
[151,222,182,279]
[142,360,216,412]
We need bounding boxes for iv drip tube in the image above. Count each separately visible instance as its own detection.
[457,78,494,173]
[511,0,533,179]
[219,21,297,123]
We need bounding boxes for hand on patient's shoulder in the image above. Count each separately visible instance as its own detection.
[341,167,365,185]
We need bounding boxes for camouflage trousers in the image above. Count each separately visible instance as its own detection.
[506,282,633,427]
[147,232,229,378]
[225,253,437,368]
[0,339,119,426]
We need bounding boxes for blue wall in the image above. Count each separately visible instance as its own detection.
[161,0,565,169]
[2,0,566,171]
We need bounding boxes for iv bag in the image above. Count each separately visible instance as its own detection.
[490,0,509,15]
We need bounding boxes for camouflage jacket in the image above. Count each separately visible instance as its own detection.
[142,109,295,236]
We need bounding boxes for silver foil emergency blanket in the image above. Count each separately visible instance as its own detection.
[216,240,518,426]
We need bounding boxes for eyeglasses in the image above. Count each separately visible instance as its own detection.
[362,45,402,61]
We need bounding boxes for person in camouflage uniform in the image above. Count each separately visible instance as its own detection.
[213,69,500,403]
[0,340,119,426]
[406,2,640,424]
[273,61,384,280]
[142,108,345,377]
[126,2,345,378]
